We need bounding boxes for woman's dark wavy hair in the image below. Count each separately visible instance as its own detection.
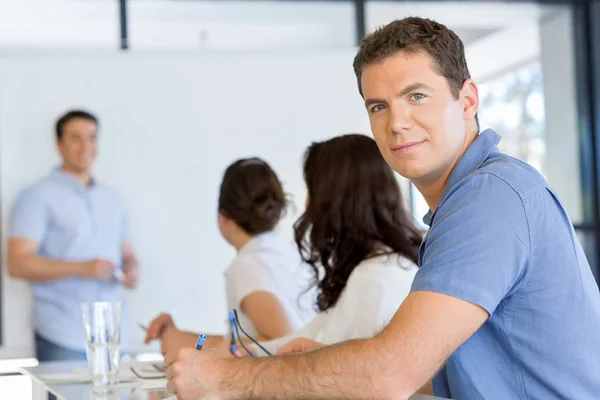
[294,134,422,312]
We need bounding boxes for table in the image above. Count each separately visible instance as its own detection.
[20,361,449,399]
[21,361,173,400]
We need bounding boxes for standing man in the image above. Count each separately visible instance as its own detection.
[163,17,600,400]
[8,110,139,362]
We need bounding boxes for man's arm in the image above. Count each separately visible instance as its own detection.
[166,290,489,400]
[7,187,113,282]
[120,240,139,289]
[7,238,113,282]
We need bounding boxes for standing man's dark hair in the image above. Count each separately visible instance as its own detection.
[353,17,479,130]
[56,110,98,140]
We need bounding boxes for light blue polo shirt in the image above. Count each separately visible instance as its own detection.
[411,129,600,399]
[10,169,130,352]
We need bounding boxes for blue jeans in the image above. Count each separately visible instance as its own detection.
[35,333,87,362]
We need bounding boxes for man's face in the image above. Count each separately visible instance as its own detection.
[361,50,476,185]
[57,118,98,173]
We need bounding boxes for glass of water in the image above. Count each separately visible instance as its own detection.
[82,301,121,394]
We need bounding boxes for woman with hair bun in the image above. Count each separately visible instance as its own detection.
[144,158,316,354]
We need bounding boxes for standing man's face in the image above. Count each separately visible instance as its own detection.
[57,118,98,173]
[360,50,478,188]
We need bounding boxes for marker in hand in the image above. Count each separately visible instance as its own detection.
[196,334,207,351]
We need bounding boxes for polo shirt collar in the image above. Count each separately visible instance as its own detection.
[50,167,97,192]
[422,128,501,226]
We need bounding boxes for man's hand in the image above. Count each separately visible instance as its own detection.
[121,263,139,289]
[80,259,114,280]
[276,338,325,355]
[158,291,489,400]
[165,348,232,400]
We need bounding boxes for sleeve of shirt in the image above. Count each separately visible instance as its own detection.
[258,266,414,355]
[121,209,131,242]
[411,173,530,315]
[338,273,400,340]
[117,195,131,242]
[9,187,48,242]
[256,316,320,356]
[229,259,282,309]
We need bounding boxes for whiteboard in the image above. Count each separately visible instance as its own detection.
[0,50,398,357]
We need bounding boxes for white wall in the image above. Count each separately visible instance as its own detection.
[0,51,377,358]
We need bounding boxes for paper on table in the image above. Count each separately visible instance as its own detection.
[38,371,91,384]
[128,363,166,379]
[71,361,164,376]
[42,362,167,389]
[39,368,139,385]
[138,378,168,390]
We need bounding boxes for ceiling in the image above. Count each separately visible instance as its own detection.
[0,1,566,51]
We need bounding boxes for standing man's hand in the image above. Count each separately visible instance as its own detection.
[80,258,114,280]
[121,263,139,288]
[120,240,139,289]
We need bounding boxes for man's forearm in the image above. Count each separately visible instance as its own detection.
[9,254,83,282]
[222,338,411,400]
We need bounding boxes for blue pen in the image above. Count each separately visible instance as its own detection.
[228,311,237,355]
[196,334,207,350]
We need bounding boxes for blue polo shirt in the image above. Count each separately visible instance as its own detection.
[411,129,600,399]
[10,169,130,352]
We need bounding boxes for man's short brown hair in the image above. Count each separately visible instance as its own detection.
[353,17,472,101]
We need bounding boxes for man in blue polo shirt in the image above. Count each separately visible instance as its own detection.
[8,110,140,362]
[162,17,600,400]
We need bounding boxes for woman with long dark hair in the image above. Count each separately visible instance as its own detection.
[254,134,422,355]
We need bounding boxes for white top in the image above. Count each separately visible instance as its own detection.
[225,231,317,337]
[257,253,418,355]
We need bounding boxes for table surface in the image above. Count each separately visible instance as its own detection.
[22,361,173,400]
[21,361,449,400]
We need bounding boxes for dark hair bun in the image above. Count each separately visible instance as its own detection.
[218,158,287,235]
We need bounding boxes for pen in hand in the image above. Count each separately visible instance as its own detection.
[196,334,207,351]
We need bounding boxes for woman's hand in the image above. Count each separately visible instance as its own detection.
[276,338,326,355]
